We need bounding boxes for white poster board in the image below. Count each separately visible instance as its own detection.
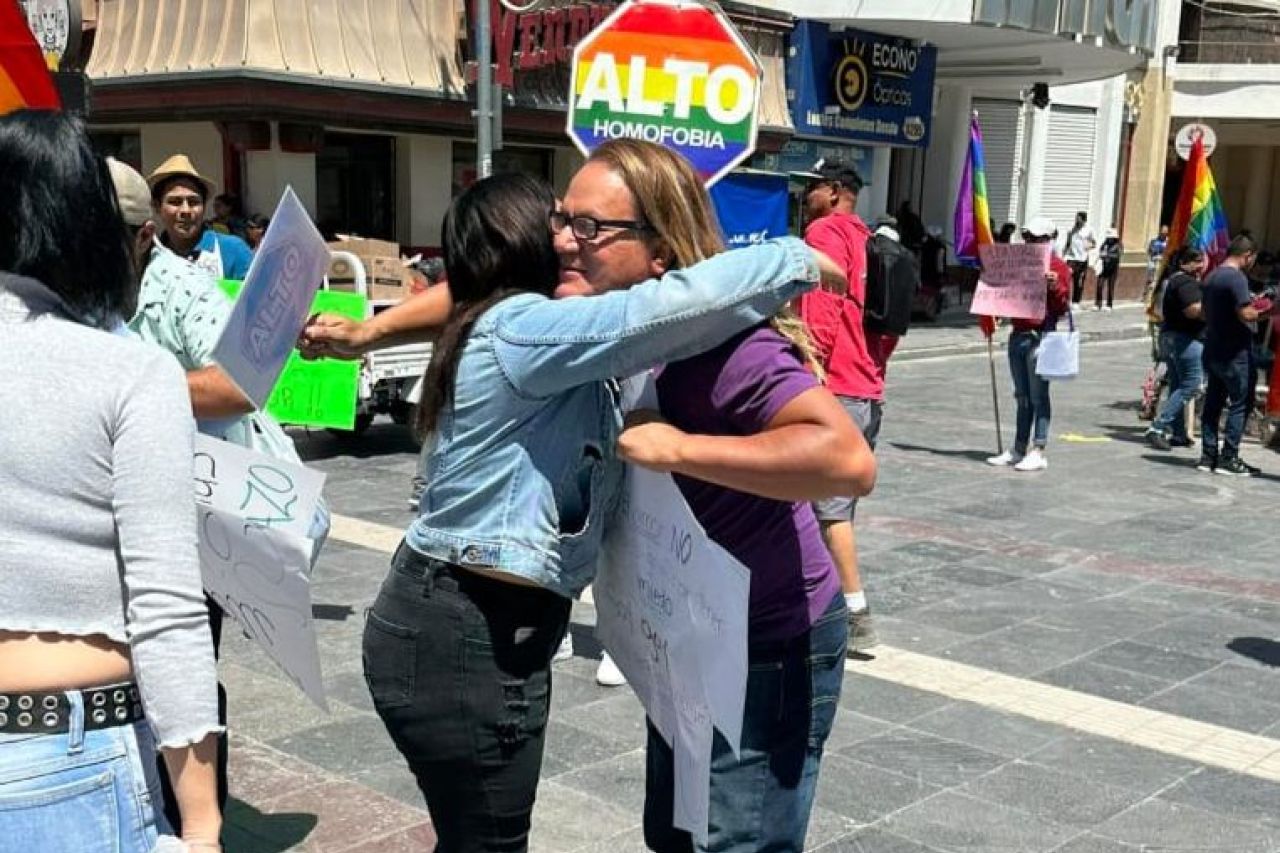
[595,373,750,844]
[970,243,1051,321]
[211,187,330,408]
[193,435,328,709]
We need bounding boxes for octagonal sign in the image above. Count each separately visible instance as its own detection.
[566,0,762,186]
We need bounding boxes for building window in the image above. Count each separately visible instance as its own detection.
[452,143,551,197]
[89,131,142,171]
[317,132,396,241]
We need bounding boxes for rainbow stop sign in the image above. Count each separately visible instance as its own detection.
[566,0,762,186]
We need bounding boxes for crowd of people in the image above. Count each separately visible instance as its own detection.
[2,105,1276,853]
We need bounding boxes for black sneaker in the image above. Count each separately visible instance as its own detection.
[1145,430,1171,451]
[1216,457,1255,477]
[1169,436,1195,448]
[1196,455,1217,473]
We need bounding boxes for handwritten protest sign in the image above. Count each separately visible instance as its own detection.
[595,373,750,844]
[220,282,364,429]
[212,188,330,408]
[193,434,328,709]
[970,243,1051,321]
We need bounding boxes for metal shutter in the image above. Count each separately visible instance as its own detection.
[972,98,1025,227]
[1038,105,1098,236]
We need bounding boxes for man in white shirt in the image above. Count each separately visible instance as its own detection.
[1063,210,1096,307]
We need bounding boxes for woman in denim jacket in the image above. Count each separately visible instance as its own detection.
[301,170,835,851]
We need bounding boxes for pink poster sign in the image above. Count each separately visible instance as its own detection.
[969,243,1051,321]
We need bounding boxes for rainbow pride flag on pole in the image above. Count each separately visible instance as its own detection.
[954,112,994,266]
[1166,135,1229,267]
[0,0,60,115]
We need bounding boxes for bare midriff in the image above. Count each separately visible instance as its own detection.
[0,631,133,693]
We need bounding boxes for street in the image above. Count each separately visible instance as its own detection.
[218,307,1280,852]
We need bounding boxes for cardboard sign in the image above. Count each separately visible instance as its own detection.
[970,243,1051,321]
[193,435,328,709]
[566,0,762,186]
[212,188,330,408]
[221,282,364,429]
[595,373,750,844]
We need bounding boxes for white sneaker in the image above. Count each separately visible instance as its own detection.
[553,632,574,663]
[1103,306,1113,312]
[986,450,1023,467]
[595,652,627,687]
[1013,449,1048,471]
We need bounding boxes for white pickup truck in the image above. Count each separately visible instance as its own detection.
[326,250,431,439]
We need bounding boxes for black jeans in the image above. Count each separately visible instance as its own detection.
[1201,350,1256,461]
[1068,260,1089,304]
[363,544,570,853]
[1095,270,1117,308]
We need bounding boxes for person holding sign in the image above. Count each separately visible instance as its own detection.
[986,216,1072,472]
[587,141,877,853]
[307,169,838,852]
[0,111,222,853]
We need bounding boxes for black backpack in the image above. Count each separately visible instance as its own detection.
[862,233,920,336]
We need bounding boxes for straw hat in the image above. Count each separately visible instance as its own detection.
[107,157,151,228]
[146,154,217,199]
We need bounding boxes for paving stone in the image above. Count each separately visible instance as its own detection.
[339,821,438,853]
[555,690,650,750]
[816,828,951,852]
[1040,566,1148,595]
[540,718,638,778]
[268,714,404,776]
[1092,797,1280,852]
[804,806,862,850]
[1032,595,1183,638]
[554,749,648,816]
[871,616,976,653]
[959,760,1144,827]
[1160,766,1280,830]
[883,791,1077,853]
[222,797,321,853]
[1141,681,1280,733]
[250,779,426,852]
[1131,612,1280,664]
[1027,732,1198,797]
[1034,659,1175,704]
[824,707,898,753]
[838,674,954,724]
[815,754,941,824]
[350,760,427,811]
[1047,833,1147,853]
[906,704,1064,759]
[940,621,1113,678]
[226,736,329,806]
[571,825,651,853]
[1079,639,1220,682]
[907,596,1040,637]
[1185,661,1280,707]
[527,780,636,853]
[839,730,1008,788]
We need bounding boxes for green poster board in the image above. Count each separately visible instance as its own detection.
[220,281,365,429]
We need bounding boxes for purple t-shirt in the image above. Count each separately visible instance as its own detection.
[656,324,841,645]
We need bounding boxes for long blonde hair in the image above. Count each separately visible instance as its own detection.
[586,140,823,379]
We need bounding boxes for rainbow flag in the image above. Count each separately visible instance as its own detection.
[0,0,60,115]
[568,1,759,184]
[954,113,994,266]
[1167,135,1229,267]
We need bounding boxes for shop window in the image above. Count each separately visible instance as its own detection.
[317,132,395,241]
[452,143,551,197]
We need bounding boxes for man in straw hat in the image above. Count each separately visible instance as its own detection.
[147,154,253,281]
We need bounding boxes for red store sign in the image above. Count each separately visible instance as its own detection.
[473,0,615,87]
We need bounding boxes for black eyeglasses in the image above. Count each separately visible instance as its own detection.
[550,210,652,241]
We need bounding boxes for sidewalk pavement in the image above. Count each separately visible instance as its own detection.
[896,301,1148,361]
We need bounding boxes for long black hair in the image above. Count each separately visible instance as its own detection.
[0,111,136,328]
[416,173,560,435]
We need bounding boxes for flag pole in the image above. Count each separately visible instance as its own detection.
[986,332,1004,455]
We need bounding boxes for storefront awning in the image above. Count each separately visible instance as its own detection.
[87,0,465,95]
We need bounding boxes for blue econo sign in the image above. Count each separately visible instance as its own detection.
[787,21,936,148]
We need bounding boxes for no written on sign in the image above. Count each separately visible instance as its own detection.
[970,243,1051,322]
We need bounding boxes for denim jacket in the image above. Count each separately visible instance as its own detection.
[405,238,819,597]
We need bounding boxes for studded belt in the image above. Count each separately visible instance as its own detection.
[0,683,143,735]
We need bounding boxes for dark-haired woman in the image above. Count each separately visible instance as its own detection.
[1146,247,1208,450]
[0,111,222,850]
[349,172,834,852]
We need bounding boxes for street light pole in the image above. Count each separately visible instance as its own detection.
[475,0,493,180]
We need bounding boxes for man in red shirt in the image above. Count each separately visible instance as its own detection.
[986,215,1072,471]
[797,164,893,652]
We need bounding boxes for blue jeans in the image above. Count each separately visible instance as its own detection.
[643,594,848,852]
[1008,331,1051,453]
[0,692,167,852]
[1201,350,1256,461]
[1152,331,1203,440]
